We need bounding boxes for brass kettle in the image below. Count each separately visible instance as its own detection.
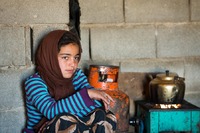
[149,70,185,104]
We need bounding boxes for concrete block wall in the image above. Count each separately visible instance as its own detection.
[0,0,200,132]
[79,0,200,105]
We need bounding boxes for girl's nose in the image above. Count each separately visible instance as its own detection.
[69,58,75,67]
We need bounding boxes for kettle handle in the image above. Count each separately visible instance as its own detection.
[148,74,153,80]
[176,76,185,81]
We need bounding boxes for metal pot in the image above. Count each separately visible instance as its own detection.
[149,70,185,104]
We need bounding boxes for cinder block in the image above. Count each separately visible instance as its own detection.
[118,72,147,100]
[32,25,69,62]
[120,58,185,77]
[79,0,124,23]
[184,92,200,107]
[90,26,156,60]
[184,57,200,92]
[157,24,200,57]
[0,27,25,66]
[80,28,90,60]
[0,68,35,110]
[191,0,200,21]
[0,0,69,24]
[0,108,25,133]
[125,0,189,23]
[0,67,35,132]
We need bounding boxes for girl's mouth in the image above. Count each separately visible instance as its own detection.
[66,69,74,73]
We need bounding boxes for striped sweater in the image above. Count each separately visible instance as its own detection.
[25,68,102,130]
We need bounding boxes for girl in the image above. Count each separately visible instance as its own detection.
[24,30,117,133]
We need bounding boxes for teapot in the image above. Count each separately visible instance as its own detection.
[149,70,185,104]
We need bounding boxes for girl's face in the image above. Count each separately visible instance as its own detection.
[58,43,80,78]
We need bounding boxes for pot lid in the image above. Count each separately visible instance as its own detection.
[156,70,178,80]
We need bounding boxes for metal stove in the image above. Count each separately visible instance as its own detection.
[135,100,200,133]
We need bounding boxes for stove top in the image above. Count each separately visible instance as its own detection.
[135,100,200,132]
[136,100,200,112]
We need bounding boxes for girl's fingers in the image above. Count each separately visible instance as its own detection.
[88,89,115,111]
[103,102,108,111]
[101,92,115,111]
[101,92,114,103]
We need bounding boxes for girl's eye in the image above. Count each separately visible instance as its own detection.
[74,56,80,61]
[62,56,69,60]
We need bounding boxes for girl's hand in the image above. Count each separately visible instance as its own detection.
[87,89,115,111]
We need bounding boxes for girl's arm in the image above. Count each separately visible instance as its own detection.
[25,75,101,120]
[74,69,114,111]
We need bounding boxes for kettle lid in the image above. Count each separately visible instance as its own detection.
[156,70,178,80]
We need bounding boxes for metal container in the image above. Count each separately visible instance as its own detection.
[88,65,119,90]
[88,65,130,132]
[149,70,185,104]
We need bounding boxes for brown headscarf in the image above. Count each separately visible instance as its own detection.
[36,30,76,101]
